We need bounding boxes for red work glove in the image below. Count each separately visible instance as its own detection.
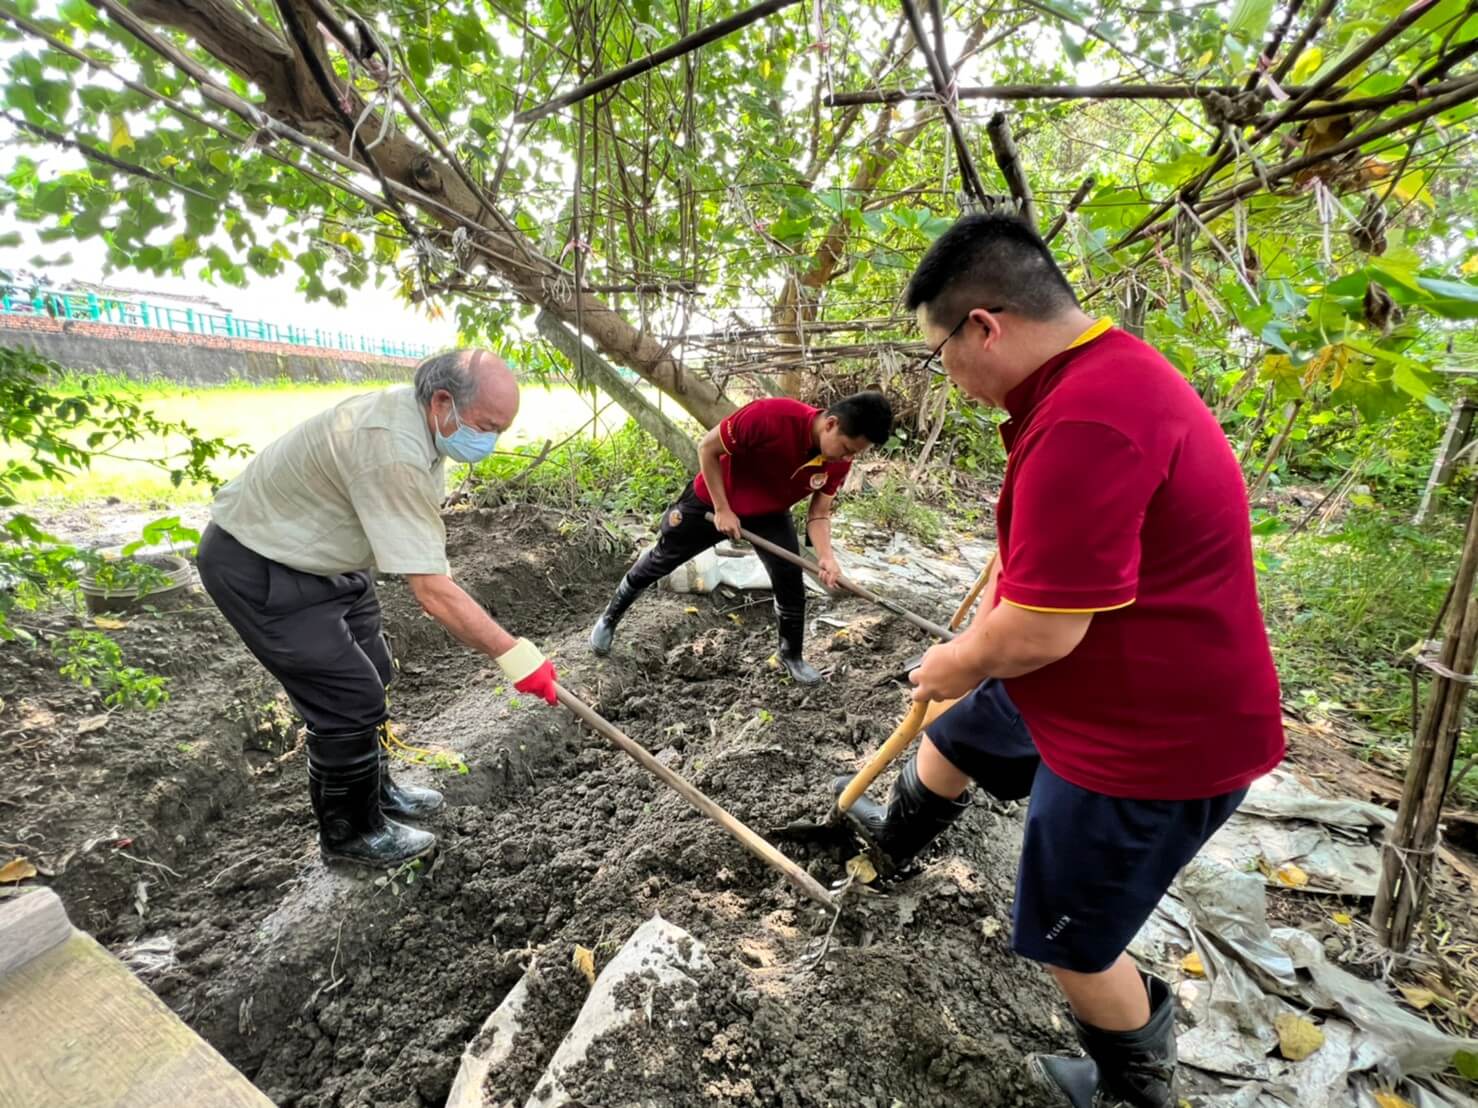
[496,639,559,706]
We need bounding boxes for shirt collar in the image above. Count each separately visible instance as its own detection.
[1002,316,1115,424]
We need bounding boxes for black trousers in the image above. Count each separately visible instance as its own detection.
[627,482,806,618]
[196,523,392,734]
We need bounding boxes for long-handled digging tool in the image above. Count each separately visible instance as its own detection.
[771,698,936,851]
[703,512,955,641]
[553,682,837,912]
[899,551,999,673]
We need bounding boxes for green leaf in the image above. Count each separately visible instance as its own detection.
[407,42,433,81]
[1455,1049,1478,1080]
[1415,277,1478,303]
[1228,0,1274,43]
[1059,29,1086,64]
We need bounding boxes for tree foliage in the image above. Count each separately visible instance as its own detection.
[0,0,1473,481]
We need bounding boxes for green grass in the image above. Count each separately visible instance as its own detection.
[1259,505,1478,799]
[4,377,644,504]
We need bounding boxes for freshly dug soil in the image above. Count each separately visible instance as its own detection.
[1,505,1072,1106]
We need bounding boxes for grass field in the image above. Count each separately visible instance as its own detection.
[7,376,650,504]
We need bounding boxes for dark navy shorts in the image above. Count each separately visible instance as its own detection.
[928,680,1247,974]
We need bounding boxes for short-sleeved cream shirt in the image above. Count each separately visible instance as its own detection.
[211,386,450,576]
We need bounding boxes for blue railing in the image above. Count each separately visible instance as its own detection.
[0,287,434,361]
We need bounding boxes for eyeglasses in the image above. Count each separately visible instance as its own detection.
[916,307,1004,377]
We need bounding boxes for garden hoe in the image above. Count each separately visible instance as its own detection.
[771,697,937,865]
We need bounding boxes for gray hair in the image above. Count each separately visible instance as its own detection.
[413,350,476,408]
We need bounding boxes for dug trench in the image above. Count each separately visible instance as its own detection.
[1,505,1069,1106]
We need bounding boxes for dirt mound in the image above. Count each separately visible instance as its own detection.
[1,505,1066,1106]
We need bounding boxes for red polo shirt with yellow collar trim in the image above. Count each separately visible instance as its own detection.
[996,320,1285,800]
[694,397,850,517]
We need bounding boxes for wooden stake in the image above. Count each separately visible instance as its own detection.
[553,683,837,912]
[1372,490,1478,950]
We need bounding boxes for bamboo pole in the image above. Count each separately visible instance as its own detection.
[985,111,1039,227]
[1373,490,1478,950]
[514,0,804,125]
[554,683,837,911]
[1045,175,1095,243]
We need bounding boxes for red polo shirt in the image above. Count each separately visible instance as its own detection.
[996,325,1285,800]
[694,398,850,517]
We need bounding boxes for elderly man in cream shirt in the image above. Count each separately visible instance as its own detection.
[197,349,557,867]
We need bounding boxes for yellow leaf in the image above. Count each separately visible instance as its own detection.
[683,606,700,615]
[1398,985,1440,1010]
[572,944,596,986]
[92,617,127,630]
[158,155,179,169]
[1273,1013,1324,1061]
[846,855,877,884]
[727,613,743,625]
[1289,45,1324,83]
[1461,254,1478,276]
[1274,862,1309,888]
[759,58,772,80]
[766,653,780,670]
[887,555,908,565]
[1180,952,1205,977]
[1332,912,1352,926]
[1197,49,1213,67]
[0,857,37,884]
[1373,1094,1415,1108]
[108,114,134,157]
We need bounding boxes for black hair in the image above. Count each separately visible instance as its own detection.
[904,212,1078,327]
[827,391,893,444]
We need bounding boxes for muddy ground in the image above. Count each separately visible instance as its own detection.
[3,504,1474,1107]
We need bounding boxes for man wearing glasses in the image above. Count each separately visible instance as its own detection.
[840,214,1283,1107]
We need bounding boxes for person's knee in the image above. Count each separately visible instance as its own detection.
[917,735,972,798]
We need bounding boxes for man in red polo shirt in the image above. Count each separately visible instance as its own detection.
[839,214,1284,1107]
[589,392,893,684]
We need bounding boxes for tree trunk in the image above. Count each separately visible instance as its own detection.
[535,311,700,473]
[118,0,737,430]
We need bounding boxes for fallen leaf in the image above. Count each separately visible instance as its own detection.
[846,855,877,884]
[1180,952,1205,977]
[92,617,128,630]
[1274,862,1310,888]
[76,714,110,736]
[1373,1093,1415,1108]
[887,555,908,565]
[727,613,743,625]
[979,917,1002,938]
[683,606,700,615]
[1332,912,1352,926]
[1398,985,1440,1010]
[572,944,596,986]
[0,857,37,883]
[1273,1013,1324,1061]
[766,653,780,670]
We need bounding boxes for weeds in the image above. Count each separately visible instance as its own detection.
[52,629,169,709]
[843,471,945,547]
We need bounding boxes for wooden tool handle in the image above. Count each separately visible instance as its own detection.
[554,683,837,911]
[704,512,956,642]
[836,700,929,813]
[948,551,1000,632]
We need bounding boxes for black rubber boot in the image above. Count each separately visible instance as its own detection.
[307,727,436,867]
[377,744,444,821]
[1029,974,1178,1108]
[831,755,969,874]
[590,574,646,656]
[777,606,821,685]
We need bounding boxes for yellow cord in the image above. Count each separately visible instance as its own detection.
[379,719,465,772]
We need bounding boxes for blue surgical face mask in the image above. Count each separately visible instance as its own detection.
[433,400,499,463]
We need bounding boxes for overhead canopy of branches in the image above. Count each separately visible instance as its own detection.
[1,0,1476,446]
